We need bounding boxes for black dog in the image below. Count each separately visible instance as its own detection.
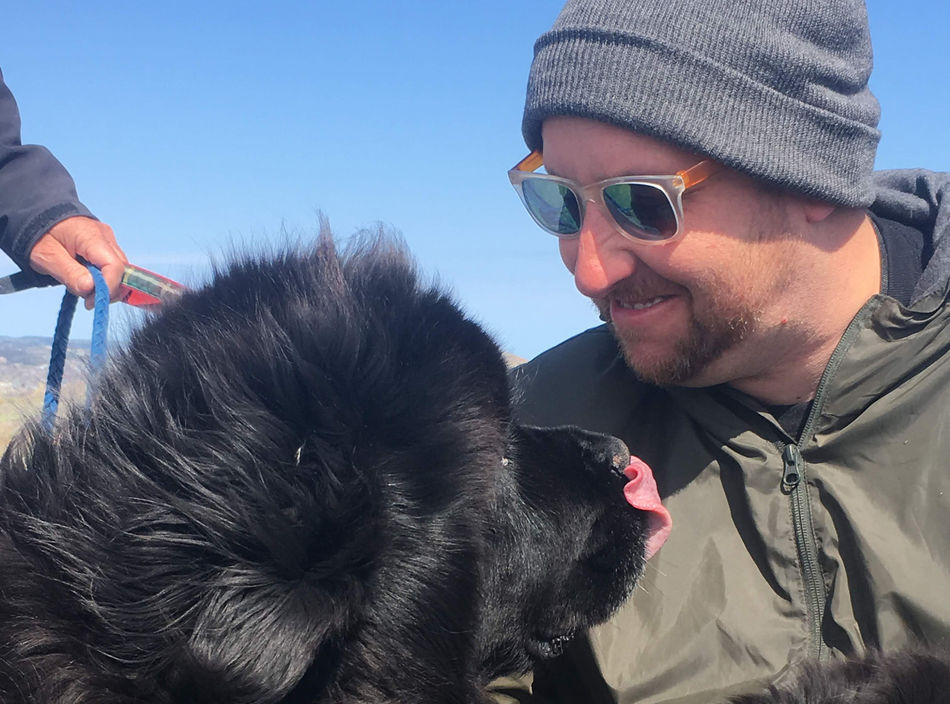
[0,235,660,703]
[731,649,950,704]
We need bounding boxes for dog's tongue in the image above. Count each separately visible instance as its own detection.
[623,457,672,561]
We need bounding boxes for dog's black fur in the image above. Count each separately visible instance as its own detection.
[731,649,950,704]
[0,235,650,703]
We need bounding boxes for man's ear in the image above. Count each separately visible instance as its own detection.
[801,199,837,224]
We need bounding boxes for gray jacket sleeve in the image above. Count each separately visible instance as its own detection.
[0,66,94,272]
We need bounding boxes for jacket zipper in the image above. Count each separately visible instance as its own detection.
[776,299,878,662]
[782,443,825,660]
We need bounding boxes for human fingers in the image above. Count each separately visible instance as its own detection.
[28,232,97,298]
[43,217,129,303]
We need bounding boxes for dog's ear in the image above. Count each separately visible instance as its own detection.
[176,580,352,701]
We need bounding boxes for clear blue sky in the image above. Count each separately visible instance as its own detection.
[1,1,947,359]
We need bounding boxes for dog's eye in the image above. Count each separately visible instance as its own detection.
[501,457,510,467]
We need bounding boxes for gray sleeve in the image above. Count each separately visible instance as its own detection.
[0,66,94,272]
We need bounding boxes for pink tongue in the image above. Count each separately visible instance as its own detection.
[622,457,672,561]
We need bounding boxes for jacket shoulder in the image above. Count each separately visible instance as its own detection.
[510,326,648,434]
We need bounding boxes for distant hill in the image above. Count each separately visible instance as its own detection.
[1,337,526,451]
[0,336,90,449]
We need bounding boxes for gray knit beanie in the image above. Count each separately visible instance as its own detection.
[523,0,882,207]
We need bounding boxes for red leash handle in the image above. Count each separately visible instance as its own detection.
[119,264,186,307]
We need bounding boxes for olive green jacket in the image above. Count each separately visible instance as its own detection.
[495,170,950,703]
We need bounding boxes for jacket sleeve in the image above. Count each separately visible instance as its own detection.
[0,66,94,272]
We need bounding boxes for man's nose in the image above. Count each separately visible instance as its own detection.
[565,204,639,299]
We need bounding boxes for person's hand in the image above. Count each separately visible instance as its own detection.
[28,216,129,308]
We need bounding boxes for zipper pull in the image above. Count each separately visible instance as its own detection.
[782,444,803,490]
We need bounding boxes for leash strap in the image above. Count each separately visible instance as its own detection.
[41,265,110,431]
[0,269,58,294]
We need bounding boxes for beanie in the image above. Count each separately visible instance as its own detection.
[522,0,882,207]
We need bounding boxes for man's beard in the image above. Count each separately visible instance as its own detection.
[597,290,756,387]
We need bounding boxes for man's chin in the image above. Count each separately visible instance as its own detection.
[600,287,757,388]
[610,322,742,388]
[613,333,698,387]
[624,356,698,387]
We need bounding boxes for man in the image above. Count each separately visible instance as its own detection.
[500,0,950,701]
[0,67,127,304]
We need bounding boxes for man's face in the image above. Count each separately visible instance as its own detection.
[541,116,806,389]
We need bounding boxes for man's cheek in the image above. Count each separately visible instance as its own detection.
[558,238,578,274]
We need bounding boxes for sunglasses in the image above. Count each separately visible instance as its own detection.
[508,151,723,244]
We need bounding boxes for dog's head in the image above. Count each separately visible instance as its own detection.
[0,237,669,703]
[475,424,667,680]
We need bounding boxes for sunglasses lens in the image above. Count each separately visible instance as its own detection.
[521,178,581,235]
[603,183,677,240]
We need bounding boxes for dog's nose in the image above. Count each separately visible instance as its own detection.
[600,436,631,478]
[610,454,630,478]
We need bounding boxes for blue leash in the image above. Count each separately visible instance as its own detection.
[41,265,111,431]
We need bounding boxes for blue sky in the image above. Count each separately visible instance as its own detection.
[1,1,947,360]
